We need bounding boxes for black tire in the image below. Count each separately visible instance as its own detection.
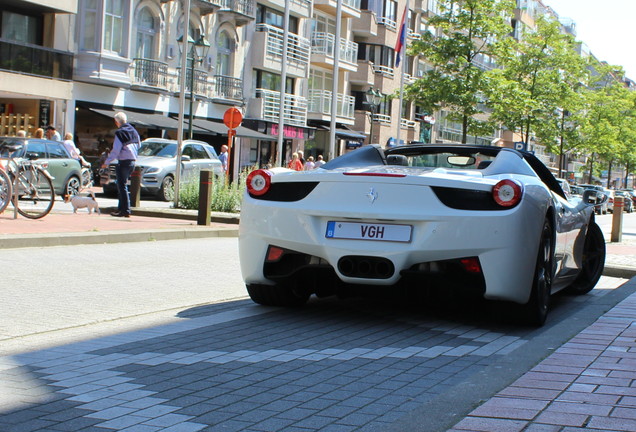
[15,166,55,219]
[247,283,310,307]
[0,168,12,214]
[566,222,605,295]
[65,176,81,196]
[158,175,174,202]
[523,219,553,326]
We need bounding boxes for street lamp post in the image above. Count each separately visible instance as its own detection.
[365,87,382,145]
[177,34,211,139]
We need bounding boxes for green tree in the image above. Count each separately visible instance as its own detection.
[578,64,633,186]
[405,0,515,143]
[485,16,588,156]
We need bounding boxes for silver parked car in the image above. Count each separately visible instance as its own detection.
[101,139,223,201]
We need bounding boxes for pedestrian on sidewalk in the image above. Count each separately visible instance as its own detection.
[101,112,140,218]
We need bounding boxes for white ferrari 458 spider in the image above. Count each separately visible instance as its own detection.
[239,144,607,325]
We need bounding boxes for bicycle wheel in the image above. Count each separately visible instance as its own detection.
[0,168,12,214]
[15,166,55,219]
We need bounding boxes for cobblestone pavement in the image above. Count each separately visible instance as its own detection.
[0,272,632,432]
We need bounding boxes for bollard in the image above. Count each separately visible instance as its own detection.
[129,166,143,208]
[198,169,213,226]
[611,195,623,242]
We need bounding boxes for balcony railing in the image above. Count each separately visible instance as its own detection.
[215,0,256,18]
[373,113,392,124]
[311,32,358,64]
[401,118,417,129]
[0,38,73,80]
[256,88,307,127]
[131,58,168,89]
[214,75,243,102]
[308,89,355,119]
[371,64,394,78]
[377,17,397,30]
[177,67,208,95]
[256,24,311,68]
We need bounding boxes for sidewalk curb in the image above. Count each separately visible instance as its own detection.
[0,227,239,249]
[602,264,636,279]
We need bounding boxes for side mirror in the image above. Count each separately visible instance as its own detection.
[26,152,40,160]
[582,189,607,205]
[181,155,191,162]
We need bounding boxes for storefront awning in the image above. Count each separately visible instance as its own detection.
[191,118,275,141]
[90,108,275,140]
[90,108,180,130]
[316,124,366,141]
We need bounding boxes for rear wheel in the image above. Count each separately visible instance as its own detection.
[566,222,605,295]
[247,283,310,307]
[523,219,553,326]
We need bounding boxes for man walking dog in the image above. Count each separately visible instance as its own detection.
[101,112,140,218]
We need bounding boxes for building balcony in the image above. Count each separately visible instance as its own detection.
[313,0,361,19]
[252,24,310,78]
[0,38,73,81]
[211,75,243,105]
[310,32,358,72]
[192,0,222,15]
[350,61,374,86]
[372,64,394,78]
[247,88,308,127]
[215,0,256,25]
[176,67,209,97]
[352,10,377,37]
[307,89,355,122]
[377,16,397,31]
[131,58,169,90]
[257,0,311,18]
[401,118,417,129]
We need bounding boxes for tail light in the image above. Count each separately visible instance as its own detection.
[246,169,272,196]
[460,257,482,273]
[492,179,522,207]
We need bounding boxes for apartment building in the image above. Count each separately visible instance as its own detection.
[0,0,76,136]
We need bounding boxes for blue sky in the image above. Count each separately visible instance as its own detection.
[547,0,635,79]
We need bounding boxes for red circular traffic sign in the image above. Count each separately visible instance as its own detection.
[223,107,243,129]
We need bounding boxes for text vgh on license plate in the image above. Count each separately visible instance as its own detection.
[325,221,412,243]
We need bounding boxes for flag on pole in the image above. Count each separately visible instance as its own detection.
[394,6,408,67]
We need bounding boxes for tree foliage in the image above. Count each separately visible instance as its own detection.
[485,16,588,152]
[405,0,515,143]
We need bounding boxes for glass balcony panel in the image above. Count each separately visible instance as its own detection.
[0,38,73,80]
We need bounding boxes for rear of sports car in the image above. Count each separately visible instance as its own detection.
[239,163,548,306]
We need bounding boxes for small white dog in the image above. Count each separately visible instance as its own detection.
[63,191,101,214]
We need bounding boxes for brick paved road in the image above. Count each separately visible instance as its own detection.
[0,239,632,432]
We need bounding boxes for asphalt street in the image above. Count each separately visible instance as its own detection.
[1,236,633,432]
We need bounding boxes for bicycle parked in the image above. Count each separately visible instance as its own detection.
[0,141,55,219]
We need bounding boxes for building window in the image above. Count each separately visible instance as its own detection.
[104,0,125,55]
[357,43,395,67]
[135,7,157,59]
[256,5,298,33]
[80,0,98,51]
[253,69,293,93]
[309,69,333,92]
[1,11,40,44]
[216,30,234,76]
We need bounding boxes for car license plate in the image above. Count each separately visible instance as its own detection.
[326,221,412,243]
